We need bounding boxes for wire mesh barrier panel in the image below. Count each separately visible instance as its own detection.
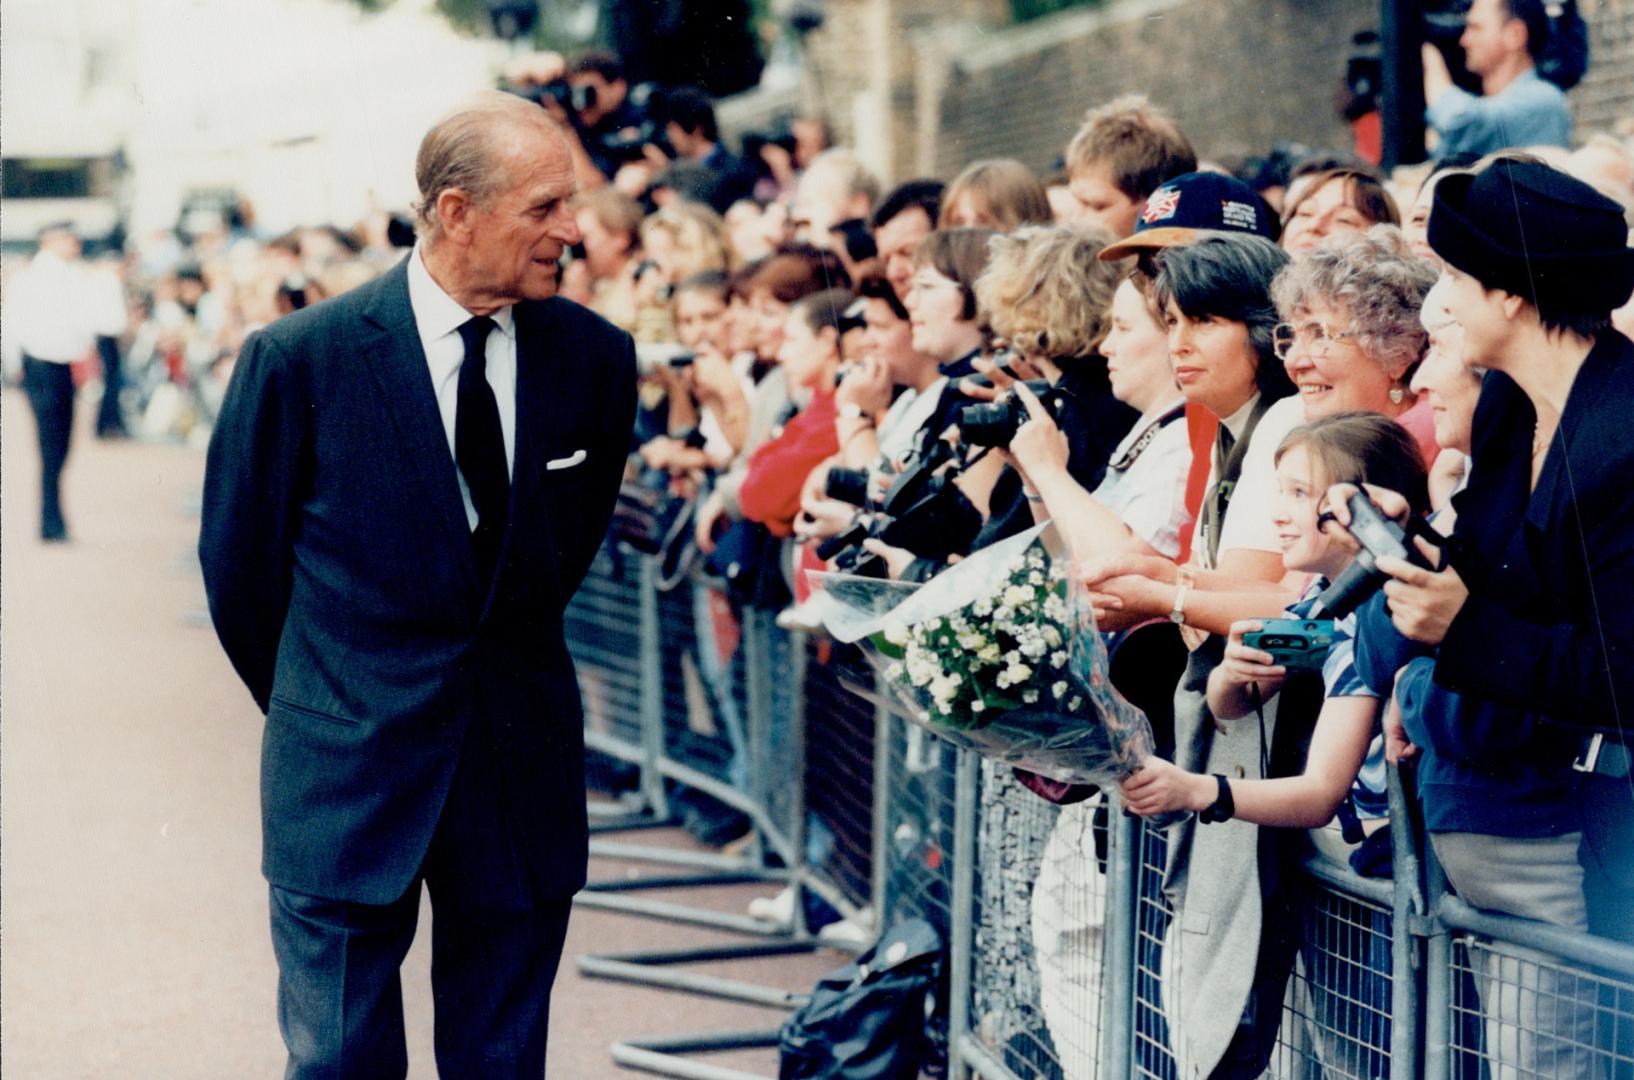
[565,544,647,764]
[750,614,808,865]
[658,575,742,793]
[1272,869,1394,1078]
[800,640,877,915]
[968,764,1111,1080]
[1449,934,1634,1080]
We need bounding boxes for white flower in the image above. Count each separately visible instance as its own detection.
[1020,638,1048,659]
[970,699,987,714]
[1028,570,1044,586]
[1023,689,1040,704]
[1050,650,1068,669]
[1068,696,1084,712]
[886,663,904,680]
[979,644,1001,662]
[1005,662,1033,684]
[1042,626,1064,648]
[973,598,994,617]
[1002,584,1032,607]
[996,670,1013,689]
[883,622,910,646]
[994,605,1014,624]
[958,632,987,650]
[1052,681,1069,700]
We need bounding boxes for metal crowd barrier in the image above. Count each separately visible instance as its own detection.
[567,546,1634,1079]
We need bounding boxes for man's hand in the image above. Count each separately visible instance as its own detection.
[1080,551,1178,589]
[1120,759,1215,818]
[1378,537,1468,644]
[835,354,893,416]
[1422,42,1453,105]
[1382,691,1418,765]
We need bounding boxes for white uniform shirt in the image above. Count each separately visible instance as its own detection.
[9,249,95,363]
[405,245,518,530]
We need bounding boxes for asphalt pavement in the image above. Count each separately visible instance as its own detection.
[0,386,841,1078]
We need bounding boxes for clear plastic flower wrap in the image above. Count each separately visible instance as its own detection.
[808,523,1153,786]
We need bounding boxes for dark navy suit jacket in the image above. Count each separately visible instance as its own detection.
[199,257,636,905]
[1437,330,1634,727]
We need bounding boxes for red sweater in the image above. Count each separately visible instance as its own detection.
[738,389,839,538]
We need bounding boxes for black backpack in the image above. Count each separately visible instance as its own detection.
[779,920,944,1079]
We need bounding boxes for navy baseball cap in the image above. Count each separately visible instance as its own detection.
[1099,171,1281,261]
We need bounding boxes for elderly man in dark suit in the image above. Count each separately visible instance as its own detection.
[199,91,635,1077]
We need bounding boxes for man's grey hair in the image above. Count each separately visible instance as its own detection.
[414,91,561,235]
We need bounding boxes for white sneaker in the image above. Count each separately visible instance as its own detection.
[747,884,798,924]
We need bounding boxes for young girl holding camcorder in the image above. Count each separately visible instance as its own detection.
[1119,410,1428,829]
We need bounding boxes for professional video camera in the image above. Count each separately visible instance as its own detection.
[1315,490,1447,618]
[956,380,1069,449]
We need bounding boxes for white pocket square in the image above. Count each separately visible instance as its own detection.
[546,449,588,471]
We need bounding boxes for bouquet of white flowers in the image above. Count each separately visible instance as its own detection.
[810,524,1152,786]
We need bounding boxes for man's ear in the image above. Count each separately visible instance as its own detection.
[1499,291,1528,322]
[1501,15,1530,56]
[435,188,475,241]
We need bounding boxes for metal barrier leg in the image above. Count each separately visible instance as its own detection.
[1102,794,1139,1079]
[611,1030,783,1080]
[577,591,865,1016]
[947,748,980,1080]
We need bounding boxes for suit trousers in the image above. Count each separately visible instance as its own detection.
[269,706,573,1079]
[22,356,76,539]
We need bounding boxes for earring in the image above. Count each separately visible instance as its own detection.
[1389,384,1405,404]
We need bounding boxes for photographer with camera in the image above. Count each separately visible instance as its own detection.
[1423,0,1571,158]
[638,272,750,477]
[658,86,759,215]
[1324,158,1634,953]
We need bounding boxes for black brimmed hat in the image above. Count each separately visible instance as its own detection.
[1427,158,1634,314]
[1099,171,1280,261]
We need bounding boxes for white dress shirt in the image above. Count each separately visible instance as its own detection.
[405,245,518,530]
[9,249,96,363]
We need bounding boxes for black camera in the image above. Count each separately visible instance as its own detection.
[956,380,1065,449]
[825,467,872,508]
[1315,491,1444,618]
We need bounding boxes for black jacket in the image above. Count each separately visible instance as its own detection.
[199,258,636,904]
[1437,330,1634,728]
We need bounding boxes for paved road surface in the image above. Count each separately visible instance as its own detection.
[1,388,841,1077]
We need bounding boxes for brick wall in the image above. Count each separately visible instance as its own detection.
[780,0,1634,187]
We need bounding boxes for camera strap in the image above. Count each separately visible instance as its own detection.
[1108,402,1186,472]
[1248,682,1272,780]
[1201,395,1273,567]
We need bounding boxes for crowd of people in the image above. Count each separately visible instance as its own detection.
[9,1,1634,1072]
[535,33,1629,1080]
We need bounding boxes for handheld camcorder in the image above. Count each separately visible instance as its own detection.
[1315,490,1445,619]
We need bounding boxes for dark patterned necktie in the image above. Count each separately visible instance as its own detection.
[455,316,507,582]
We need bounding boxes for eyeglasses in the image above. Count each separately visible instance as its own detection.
[1272,321,1360,361]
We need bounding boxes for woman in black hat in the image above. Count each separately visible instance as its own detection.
[1325,156,1634,956]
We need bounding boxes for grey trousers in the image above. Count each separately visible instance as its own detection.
[1432,830,1601,1080]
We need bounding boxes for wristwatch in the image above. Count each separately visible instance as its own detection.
[1198,774,1235,824]
[1168,582,1190,625]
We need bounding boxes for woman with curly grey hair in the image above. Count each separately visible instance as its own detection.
[1210,225,1441,565]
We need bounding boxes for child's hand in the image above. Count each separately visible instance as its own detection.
[1219,619,1285,685]
[1120,759,1215,817]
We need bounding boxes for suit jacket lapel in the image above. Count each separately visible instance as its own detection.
[361,261,482,602]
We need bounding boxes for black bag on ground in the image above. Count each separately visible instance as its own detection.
[779,919,943,1079]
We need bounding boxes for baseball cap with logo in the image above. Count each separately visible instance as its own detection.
[1099,171,1281,261]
